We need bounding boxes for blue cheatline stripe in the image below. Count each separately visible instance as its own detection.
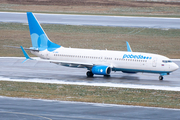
[112,68,171,75]
[27,12,61,52]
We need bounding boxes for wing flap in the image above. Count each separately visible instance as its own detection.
[50,60,93,68]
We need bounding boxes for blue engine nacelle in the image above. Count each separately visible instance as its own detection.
[91,66,111,75]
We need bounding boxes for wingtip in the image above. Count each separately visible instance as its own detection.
[27,12,32,15]
[126,41,132,52]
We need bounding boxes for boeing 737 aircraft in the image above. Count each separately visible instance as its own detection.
[17,12,179,80]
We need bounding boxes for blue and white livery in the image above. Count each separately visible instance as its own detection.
[20,12,179,80]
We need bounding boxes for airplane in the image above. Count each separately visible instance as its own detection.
[17,12,179,80]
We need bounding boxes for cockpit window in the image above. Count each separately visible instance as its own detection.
[162,60,172,63]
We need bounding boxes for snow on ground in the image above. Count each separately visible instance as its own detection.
[0,76,180,91]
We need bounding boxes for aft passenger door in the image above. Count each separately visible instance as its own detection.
[152,58,157,67]
[46,51,50,60]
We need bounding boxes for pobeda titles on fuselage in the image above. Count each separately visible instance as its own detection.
[123,54,152,60]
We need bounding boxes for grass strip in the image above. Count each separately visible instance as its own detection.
[1,23,180,58]
[1,9,180,18]
[1,3,180,18]
[0,81,180,109]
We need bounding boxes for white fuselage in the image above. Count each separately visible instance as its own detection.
[31,47,179,74]
[25,12,179,80]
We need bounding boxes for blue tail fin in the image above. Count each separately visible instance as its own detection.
[27,12,61,51]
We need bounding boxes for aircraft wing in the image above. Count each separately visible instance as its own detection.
[20,46,110,69]
[29,57,94,68]
[20,46,93,68]
[49,60,93,68]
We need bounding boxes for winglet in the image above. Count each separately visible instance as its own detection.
[126,41,132,52]
[20,46,33,63]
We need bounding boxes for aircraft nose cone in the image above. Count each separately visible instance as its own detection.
[173,63,179,71]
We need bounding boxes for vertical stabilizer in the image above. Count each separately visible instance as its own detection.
[27,12,60,51]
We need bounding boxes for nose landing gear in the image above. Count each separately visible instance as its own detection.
[159,73,169,80]
[159,76,163,80]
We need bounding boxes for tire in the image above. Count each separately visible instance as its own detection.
[159,76,163,80]
[86,71,94,77]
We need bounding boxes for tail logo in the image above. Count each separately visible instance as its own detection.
[27,12,61,52]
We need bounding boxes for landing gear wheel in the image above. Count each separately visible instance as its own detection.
[159,76,163,80]
[86,71,94,77]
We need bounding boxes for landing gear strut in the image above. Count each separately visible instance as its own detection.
[86,71,94,77]
[104,75,110,77]
[159,76,163,80]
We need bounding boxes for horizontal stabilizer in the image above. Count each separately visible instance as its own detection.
[4,45,39,51]
[20,46,33,63]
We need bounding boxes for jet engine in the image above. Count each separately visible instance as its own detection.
[91,66,111,75]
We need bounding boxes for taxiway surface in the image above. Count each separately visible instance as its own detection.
[0,58,180,119]
[0,58,180,90]
[0,96,180,120]
[1,12,180,29]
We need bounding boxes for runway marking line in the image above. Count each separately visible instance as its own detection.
[0,111,102,120]
[0,111,52,120]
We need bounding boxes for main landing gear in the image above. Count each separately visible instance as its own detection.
[86,71,94,77]
[86,71,111,78]
[159,76,163,80]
